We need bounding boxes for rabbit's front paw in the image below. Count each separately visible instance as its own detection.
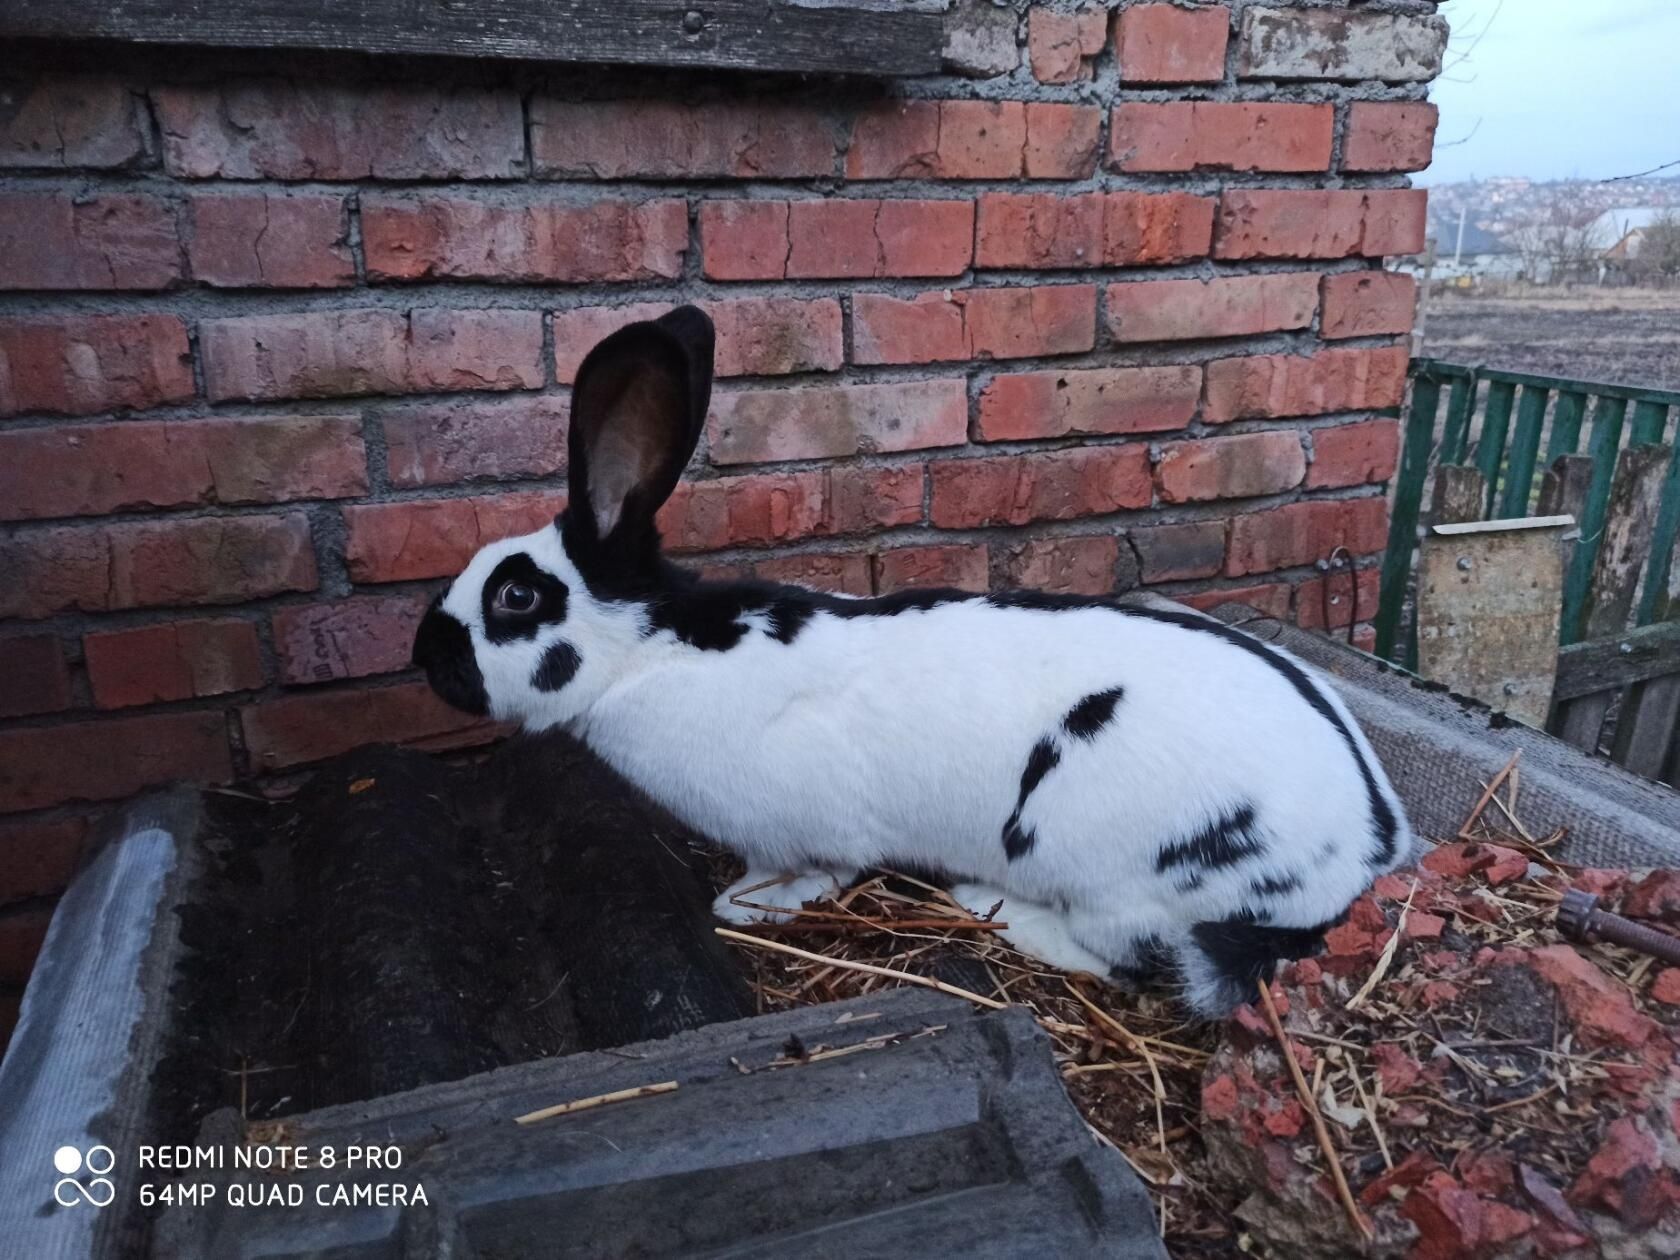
[714,869,841,924]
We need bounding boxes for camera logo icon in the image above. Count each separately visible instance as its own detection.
[53,1145,116,1208]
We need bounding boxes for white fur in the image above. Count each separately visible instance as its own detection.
[441,522,1413,1015]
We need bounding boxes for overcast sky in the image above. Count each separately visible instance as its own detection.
[1423,0,1680,184]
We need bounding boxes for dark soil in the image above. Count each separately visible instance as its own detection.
[150,732,752,1145]
[1423,289,1680,390]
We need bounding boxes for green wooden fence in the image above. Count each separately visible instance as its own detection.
[1374,359,1680,669]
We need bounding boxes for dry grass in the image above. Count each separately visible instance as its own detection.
[716,757,1670,1257]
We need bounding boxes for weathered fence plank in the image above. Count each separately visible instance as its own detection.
[0,0,945,76]
[1430,464,1487,527]
[1553,621,1680,701]
[1555,444,1671,752]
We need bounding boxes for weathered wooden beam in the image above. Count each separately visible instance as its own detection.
[0,0,947,77]
[1429,464,1486,527]
[1555,444,1670,752]
[1553,620,1680,702]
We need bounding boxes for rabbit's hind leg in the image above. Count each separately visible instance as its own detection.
[948,883,1111,976]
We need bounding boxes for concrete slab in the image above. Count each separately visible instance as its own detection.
[154,990,1167,1259]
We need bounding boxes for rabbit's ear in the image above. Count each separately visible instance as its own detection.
[568,305,714,546]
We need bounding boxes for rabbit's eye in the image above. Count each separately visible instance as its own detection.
[496,581,539,614]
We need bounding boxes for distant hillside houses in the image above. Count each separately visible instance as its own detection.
[1396,203,1674,284]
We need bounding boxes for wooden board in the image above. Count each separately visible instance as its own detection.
[0,0,946,76]
[1556,444,1671,752]
[1430,464,1486,527]
[1416,516,1571,728]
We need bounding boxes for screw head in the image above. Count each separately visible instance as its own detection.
[1457,556,1473,571]
[682,8,705,33]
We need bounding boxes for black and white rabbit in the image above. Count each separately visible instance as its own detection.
[413,305,1414,1016]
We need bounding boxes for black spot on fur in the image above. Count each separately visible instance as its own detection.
[1002,819,1036,861]
[1120,606,1401,869]
[1002,737,1061,860]
[1249,871,1302,898]
[531,641,582,692]
[412,599,488,716]
[1190,909,1339,1006]
[1063,686,1125,741]
[1155,803,1265,874]
[481,553,569,645]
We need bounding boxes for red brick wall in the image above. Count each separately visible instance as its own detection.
[0,2,1443,1015]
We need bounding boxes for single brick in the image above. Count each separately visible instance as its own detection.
[383,396,569,488]
[1320,271,1418,340]
[1225,496,1389,576]
[943,0,1021,77]
[0,817,88,905]
[84,619,264,709]
[0,314,194,417]
[1029,7,1108,83]
[1295,567,1381,630]
[0,192,181,290]
[553,297,842,383]
[201,308,543,402]
[788,199,975,279]
[1155,431,1306,504]
[709,379,967,465]
[0,513,318,620]
[998,535,1120,595]
[1215,188,1427,260]
[239,682,494,772]
[1130,519,1227,583]
[751,552,874,596]
[1024,103,1104,179]
[701,199,973,280]
[1116,4,1230,83]
[1360,189,1431,258]
[0,415,367,521]
[152,82,523,179]
[1342,101,1438,173]
[853,285,1096,365]
[976,191,1214,269]
[1307,419,1402,488]
[0,76,146,169]
[0,711,233,812]
[847,100,1101,179]
[1110,102,1332,173]
[0,636,72,718]
[1105,272,1318,343]
[530,99,837,178]
[1181,581,1292,619]
[699,201,788,281]
[1204,345,1410,422]
[188,192,354,288]
[344,491,568,583]
[657,466,924,552]
[1238,9,1448,82]
[273,594,431,686]
[976,366,1200,441]
[874,544,990,594]
[362,194,687,283]
[930,447,1152,529]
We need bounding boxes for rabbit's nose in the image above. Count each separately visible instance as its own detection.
[413,604,489,716]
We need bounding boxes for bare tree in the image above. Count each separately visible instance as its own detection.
[1628,212,1680,285]
[1505,196,1608,284]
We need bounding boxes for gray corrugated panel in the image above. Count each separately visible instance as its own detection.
[155,990,1166,1260]
[0,790,201,1260]
[1202,603,1680,867]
